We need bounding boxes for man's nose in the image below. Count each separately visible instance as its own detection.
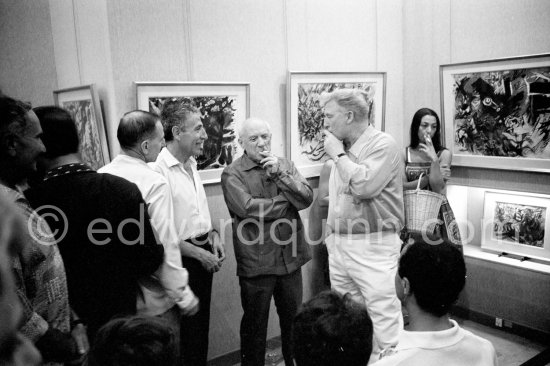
[201,128,208,140]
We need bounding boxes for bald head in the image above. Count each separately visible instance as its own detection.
[238,118,272,163]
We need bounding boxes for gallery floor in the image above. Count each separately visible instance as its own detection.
[208,316,549,366]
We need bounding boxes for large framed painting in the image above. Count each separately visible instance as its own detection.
[482,190,550,263]
[440,53,550,173]
[135,82,250,184]
[53,84,110,171]
[287,72,386,177]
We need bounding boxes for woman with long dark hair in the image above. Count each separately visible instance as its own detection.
[402,108,462,247]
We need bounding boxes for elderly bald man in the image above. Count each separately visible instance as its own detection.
[221,118,313,366]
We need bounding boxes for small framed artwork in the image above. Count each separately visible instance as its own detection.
[287,71,386,177]
[135,82,250,184]
[53,84,110,170]
[482,190,550,263]
[440,53,550,173]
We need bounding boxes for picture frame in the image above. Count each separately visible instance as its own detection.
[53,84,110,171]
[287,71,386,177]
[440,53,550,173]
[135,82,250,184]
[482,189,550,264]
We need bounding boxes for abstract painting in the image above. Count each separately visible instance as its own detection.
[288,72,386,177]
[482,190,550,263]
[53,84,110,170]
[136,82,249,184]
[440,53,550,172]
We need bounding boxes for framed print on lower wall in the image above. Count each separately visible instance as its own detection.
[287,71,386,178]
[440,53,550,173]
[135,82,250,184]
[53,84,110,171]
[482,190,550,264]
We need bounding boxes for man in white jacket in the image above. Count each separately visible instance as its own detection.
[99,110,198,324]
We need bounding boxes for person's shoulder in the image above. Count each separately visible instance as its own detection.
[96,172,143,196]
[222,155,244,174]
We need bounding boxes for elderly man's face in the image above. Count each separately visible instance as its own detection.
[323,100,349,140]
[13,111,46,177]
[176,113,207,159]
[239,119,272,163]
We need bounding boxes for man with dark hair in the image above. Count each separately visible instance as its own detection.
[292,290,373,366]
[0,96,82,364]
[154,99,225,366]
[375,241,497,366]
[87,315,178,366]
[25,106,164,342]
[99,110,199,319]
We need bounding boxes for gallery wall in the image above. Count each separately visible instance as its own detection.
[1,0,550,359]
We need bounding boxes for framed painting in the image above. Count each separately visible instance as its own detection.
[482,190,550,263]
[440,53,550,173]
[135,82,250,184]
[287,71,386,177]
[53,84,110,171]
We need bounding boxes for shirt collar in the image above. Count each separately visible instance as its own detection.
[396,319,465,350]
[44,163,94,181]
[0,183,24,203]
[348,125,375,158]
[159,148,197,168]
[114,154,149,167]
[240,152,262,171]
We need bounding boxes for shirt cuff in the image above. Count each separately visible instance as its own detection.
[175,286,199,311]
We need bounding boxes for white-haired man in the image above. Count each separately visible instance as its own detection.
[221,118,312,366]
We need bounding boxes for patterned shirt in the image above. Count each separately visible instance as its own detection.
[0,184,70,342]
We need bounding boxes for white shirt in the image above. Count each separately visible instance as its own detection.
[152,148,212,240]
[99,154,197,315]
[373,319,498,366]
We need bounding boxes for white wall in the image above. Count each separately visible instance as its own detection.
[0,0,57,106]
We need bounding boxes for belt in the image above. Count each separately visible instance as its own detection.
[188,233,210,247]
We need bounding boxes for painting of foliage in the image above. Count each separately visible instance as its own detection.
[297,82,376,162]
[148,96,239,170]
[493,202,545,248]
[452,67,550,158]
[62,100,106,170]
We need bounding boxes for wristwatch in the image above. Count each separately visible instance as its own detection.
[333,152,346,164]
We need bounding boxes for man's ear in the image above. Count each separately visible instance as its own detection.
[346,110,355,124]
[402,277,411,296]
[172,125,180,140]
[140,140,149,154]
[1,135,18,157]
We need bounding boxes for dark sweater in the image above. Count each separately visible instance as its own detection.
[26,165,164,340]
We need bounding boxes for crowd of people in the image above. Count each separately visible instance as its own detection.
[0,88,498,366]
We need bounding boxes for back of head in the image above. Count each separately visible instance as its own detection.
[0,95,31,159]
[117,110,159,150]
[399,241,466,317]
[33,106,79,159]
[320,88,372,123]
[160,98,199,142]
[292,290,373,366]
[86,316,178,366]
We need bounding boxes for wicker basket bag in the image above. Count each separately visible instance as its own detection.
[403,173,445,234]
